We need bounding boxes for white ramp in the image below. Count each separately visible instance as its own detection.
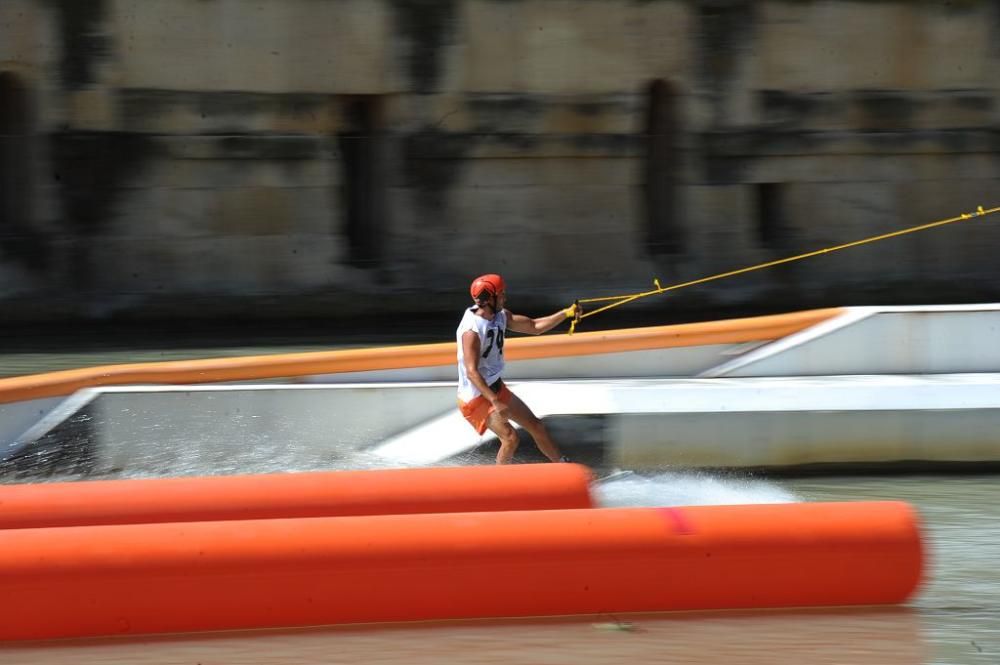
[701,304,1000,377]
[372,374,1000,468]
[371,382,625,464]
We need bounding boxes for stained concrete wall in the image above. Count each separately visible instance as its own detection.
[0,0,999,323]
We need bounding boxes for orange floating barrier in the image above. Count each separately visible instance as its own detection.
[0,309,844,404]
[0,464,594,529]
[0,501,922,642]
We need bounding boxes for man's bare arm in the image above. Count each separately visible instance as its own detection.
[506,304,576,335]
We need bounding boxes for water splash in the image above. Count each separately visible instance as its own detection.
[594,470,801,508]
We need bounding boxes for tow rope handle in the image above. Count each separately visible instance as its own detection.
[568,300,582,335]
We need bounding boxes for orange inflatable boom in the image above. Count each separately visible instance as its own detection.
[0,464,594,529]
[0,501,922,641]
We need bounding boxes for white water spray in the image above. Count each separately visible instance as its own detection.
[594,470,800,507]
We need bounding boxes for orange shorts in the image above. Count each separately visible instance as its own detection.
[458,379,514,435]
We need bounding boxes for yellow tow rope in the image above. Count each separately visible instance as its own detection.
[568,205,1000,334]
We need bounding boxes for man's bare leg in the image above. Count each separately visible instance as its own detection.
[486,411,520,464]
[504,393,563,462]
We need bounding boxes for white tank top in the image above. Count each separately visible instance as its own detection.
[456,307,507,402]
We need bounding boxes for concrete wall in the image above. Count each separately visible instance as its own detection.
[1,0,999,323]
